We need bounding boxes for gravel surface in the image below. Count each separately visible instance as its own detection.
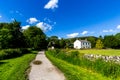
[28,51,66,80]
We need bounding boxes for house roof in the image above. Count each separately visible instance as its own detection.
[74,39,91,43]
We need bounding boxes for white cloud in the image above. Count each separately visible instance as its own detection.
[81,31,88,35]
[27,18,38,24]
[0,15,2,18]
[44,0,58,9]
[103,30,109,32]
[22,25,30,30]
[117,25,120,29]
[102,29,114,33]
[36,22,52,32]
[109,29,114,32]
[67,33,79,38]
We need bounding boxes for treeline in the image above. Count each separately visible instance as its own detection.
[48,35,120,49]
[0,21,120,50]
[0,20,47,50]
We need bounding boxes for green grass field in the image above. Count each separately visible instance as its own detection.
[46,51,112,80]
[71,49,120,56]
[46,49,120,80]
[0,51,37,80]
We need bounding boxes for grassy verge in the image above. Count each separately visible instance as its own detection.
[46,51,112,80]
[0,51,37,80]
[46,49,120,80]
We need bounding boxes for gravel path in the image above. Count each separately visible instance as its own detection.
[28,51,66,80]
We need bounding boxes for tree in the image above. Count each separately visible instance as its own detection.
[0,21,25,49]
[95,39,104,49]
[59,38,66,48]
[47,36,60,48]
[23,26,47,50]
[87,36,97,48]
[0,28,13,49]
[115,33,120,40]
[103,35,120,49]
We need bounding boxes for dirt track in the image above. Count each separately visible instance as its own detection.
[28,51,66,80]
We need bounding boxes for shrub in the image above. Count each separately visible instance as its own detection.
[0,48,30,60]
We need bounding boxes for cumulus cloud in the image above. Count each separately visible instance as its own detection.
[27,18,38,24]
[22,25,30,30]
[81,31,88,35]
[36,22,52,32]
[117,25,120,29]
[67,33,79,38]
[44,0,58,9]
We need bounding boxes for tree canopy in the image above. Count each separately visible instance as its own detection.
[23,26,47,50]
[0,21,25,49]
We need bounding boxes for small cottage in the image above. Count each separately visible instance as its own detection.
[74,39,91,49]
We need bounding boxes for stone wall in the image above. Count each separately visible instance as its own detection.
[84,54,120,64]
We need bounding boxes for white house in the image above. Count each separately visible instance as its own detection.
[74,39,91,49]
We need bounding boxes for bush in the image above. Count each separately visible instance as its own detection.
[0,48,30,60]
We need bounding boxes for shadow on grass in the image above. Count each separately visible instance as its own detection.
[0,61,8,65]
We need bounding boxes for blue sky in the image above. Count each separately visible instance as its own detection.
[0,0,120,38]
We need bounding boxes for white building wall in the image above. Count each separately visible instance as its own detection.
[74,40,81,49]
[74,40,91,49]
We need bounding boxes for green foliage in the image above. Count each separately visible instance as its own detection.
[23,26,47,50]
[46,51,111,80]
[104,35,120,49]
[87,36,97,48]
[0,21,25,49]
[59,38,66,48]
[115,33,120,40]
[46,49,120,79]
[0,21,47,50]
[47,36,60,48]
[0,48,30,60]
[95,39,104,49]
[0,51,37,80]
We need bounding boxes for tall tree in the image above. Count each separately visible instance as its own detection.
[0,21,25,49]
[23,26,47,50]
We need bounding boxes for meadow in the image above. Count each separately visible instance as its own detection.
[75,49,120,56]
[46,49,120,80]
[0,50,37,80]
